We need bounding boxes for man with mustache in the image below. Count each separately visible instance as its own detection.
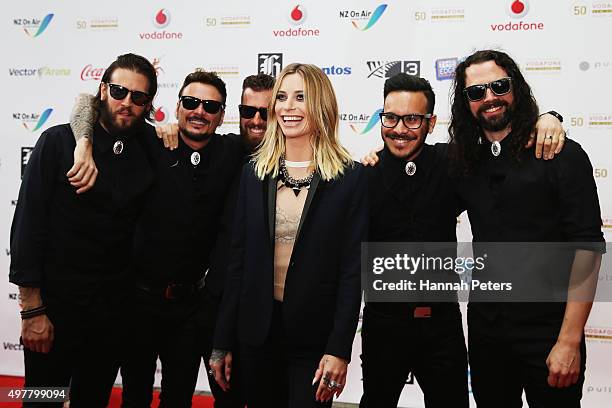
[67,71,275,408]
[10,53,157,408]
[449,50,603,408]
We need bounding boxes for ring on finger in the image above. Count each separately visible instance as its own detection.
[545,135,553,140]
[208,369,215,376]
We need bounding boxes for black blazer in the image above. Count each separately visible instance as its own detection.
[214,161,368,361]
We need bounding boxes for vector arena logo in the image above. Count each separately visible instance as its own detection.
[491,0,544,31]
[139,9,183,40]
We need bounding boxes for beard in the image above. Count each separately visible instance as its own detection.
[240,122,266,151]
[476,100,512,132]
[180,127,213,143]
[99,99,145,137]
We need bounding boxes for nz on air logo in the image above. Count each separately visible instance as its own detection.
[14,14,54,37]
[339,4,388,31]
[366,60,420,79]
[342,109,383,135]
[14,108,53,132]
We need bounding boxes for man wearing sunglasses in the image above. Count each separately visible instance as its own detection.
[67,70,247,408]
[449,50,603,407]
[9,53,158,407]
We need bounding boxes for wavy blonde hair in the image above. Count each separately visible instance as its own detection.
[253,63,353,181]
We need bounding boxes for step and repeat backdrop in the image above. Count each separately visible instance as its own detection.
[1,0,611,406]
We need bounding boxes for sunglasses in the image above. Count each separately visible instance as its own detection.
[105,83,151,106]
[179,96,224,114]
[463,77,512,102]
[238,105,268,121]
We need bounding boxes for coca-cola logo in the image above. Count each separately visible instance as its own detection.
[80,64,104,81]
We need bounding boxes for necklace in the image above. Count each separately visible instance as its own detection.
[279,155,314,196]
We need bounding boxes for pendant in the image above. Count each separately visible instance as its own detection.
[113,140,124,155]
[491,141,501,157]
[405,161,416,176]
[190,151,201,166]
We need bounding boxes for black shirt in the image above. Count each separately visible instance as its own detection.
[367,144,458,243]
[456,136,604,321]
[130,132,244,290]
[10,123,155,298]
[366,144,460,311]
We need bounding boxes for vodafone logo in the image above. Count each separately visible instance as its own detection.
[154,107,168,123]
[80,64,104,81]
[288,5,307,25]
[506,0,529,19]
[153,9,171,28]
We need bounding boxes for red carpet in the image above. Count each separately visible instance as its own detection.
[0,376,214,408]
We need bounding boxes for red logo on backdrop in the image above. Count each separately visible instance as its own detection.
[80,64,104,81]
[506,0,529,18]
[154,107,168,123]
[288,5,307,25]
[153,9,171,28]
[151,57,165,76]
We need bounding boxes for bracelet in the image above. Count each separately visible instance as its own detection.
[543,110,563,123]
[20,305,47,320]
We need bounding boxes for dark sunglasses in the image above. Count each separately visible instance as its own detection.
[179,96,224,114]
[105,83,151,106]
[464,77,512,102]
[238,104,268,121]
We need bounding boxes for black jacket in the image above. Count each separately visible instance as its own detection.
[214,161,369,361]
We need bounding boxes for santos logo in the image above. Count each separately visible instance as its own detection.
[491,0,544,31]
[321,66,351,75]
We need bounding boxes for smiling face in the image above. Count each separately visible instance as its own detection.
[240,87,272,149]
[274,73,310,141]
[176,82,225,145]
[99,68,151,134]
[381,91,436,160]
[465,60,514,133]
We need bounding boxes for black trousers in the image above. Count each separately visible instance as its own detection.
[359,303,469,408]
[239,300,333,408]
[120,287,244,408]
[468,305,587,408]
[22,288,125,408]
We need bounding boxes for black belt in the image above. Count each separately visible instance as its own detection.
[134,276,206,300]
[366,302,459,318]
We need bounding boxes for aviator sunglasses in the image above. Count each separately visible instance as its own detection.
[463,77,512,102]
[105,83,151,106]
[238,105,268,121]
[179,96,224,114]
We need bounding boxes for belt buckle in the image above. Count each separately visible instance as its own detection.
[164,284,178,300]
[414,306,431,318]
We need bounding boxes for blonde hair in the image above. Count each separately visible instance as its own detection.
[253,63,353,181]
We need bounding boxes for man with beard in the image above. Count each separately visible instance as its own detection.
[9,53,157,408]
[68,70,247,408]
[360,73,469,408]
[449,50,603,407]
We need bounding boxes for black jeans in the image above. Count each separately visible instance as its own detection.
[468,305,587,408]
[359,303,469,408]
[23,287,126,408]
[121,287,244,408]
[238,300,333,408]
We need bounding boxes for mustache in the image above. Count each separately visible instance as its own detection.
[477,100,508,115]
[116,107,133,116]
[385,133,417,141]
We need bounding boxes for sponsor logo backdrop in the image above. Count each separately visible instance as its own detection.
[1,1,611,406]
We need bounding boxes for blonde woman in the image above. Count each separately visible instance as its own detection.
[210,63,368,407]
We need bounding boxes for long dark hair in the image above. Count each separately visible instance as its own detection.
[96,53,158,122]
[448,50,539,175]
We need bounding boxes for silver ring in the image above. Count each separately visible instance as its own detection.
[208,369,215,376]
[329,380,339,389]
[545,135,553,140]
